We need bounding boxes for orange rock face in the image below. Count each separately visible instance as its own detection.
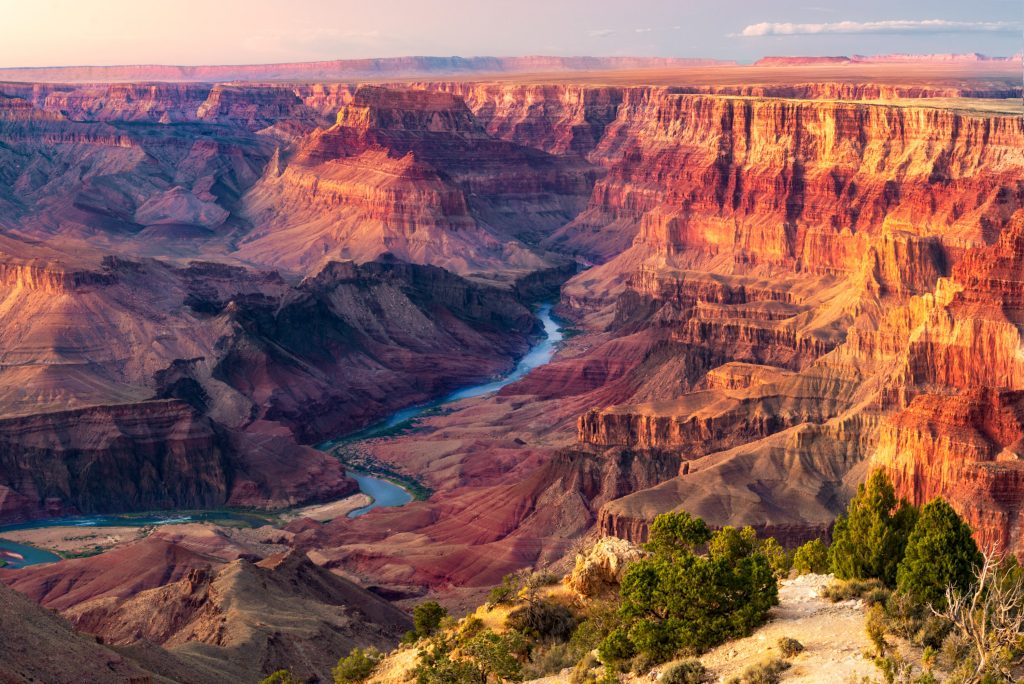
[311,79,1024,576]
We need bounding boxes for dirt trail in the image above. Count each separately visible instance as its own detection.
[642,573,877,683]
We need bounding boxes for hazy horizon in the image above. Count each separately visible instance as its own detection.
[2,0,1021,69]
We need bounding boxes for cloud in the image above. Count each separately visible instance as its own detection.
[588,29,615,38]
[635,28,653,33]
[738,19,1021,37]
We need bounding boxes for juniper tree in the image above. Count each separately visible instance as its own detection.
[829,470,917,586]
[896,497,981,609]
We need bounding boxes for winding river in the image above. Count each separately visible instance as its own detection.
[336,303,565,517]
[0,303,565,564]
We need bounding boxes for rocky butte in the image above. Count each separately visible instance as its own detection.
[0,55,1020,681]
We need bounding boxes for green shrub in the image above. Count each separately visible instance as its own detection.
[660,659,710,684]
[871,653,914,684]
[881,588,952,649]
[864,587,892,607]
[568,599,622,662]
[412,601,447,638]
[609,517,777,663]
[522,642,575,679]
[413,646,484,684]
[526,570,560,589]
[914,614,953,651]
[570,652,601,684]
[829,471,917,586]
[726,658,790,684]
[821,578,886,602]
[646,510,711,556]
[461,630,525,682]
[937,631,970,674]
[597,626,635,664]
[866,603,889,657]
[776,636,803,658]
[759,537,792,579]
[488,573,522,607]
[506,599,577,641]
[896,498,981,609]
[629,652,658,675]
[791,539,829,575]
[260,671,302,684]
[333,647,382,683]
[458,616,485,642]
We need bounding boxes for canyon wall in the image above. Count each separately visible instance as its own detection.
[238,85,594,275]
[0,77,1022,578]
[0,400,356,523]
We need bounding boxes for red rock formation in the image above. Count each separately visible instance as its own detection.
[302,447,681,587]
[551,91,1024,264]
[869,216,1024,555]
[238,85,593,275]
[0,400,355,523]
[414,82,624,155]
[755,56,854,66]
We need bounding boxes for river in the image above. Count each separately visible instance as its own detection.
[336,302,564,517]
[0,304,565,564]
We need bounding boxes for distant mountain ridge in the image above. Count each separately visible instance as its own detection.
[756,53,1021,66]
[0,55,735,83]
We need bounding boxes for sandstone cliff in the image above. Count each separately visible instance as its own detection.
[237,85,594,275]
[318,83,1024,572]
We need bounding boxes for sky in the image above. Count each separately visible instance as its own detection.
[0,0,1020,67]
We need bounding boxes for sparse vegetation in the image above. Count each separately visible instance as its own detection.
[260,670,303,684]
[333,647,382,683]
[332,447,433,500]
[776,636,803,658]
[821,577,887,603]
[413,642,487,684]
[488,572,522,607]
[505,598,577,641]
[936,551,1024,682]
[660,659,710,684]
[725,658,790,684]
[337,473,1020,684]
[792,538,829,575]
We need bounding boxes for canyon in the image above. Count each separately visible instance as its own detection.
[0,56,1021,681]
